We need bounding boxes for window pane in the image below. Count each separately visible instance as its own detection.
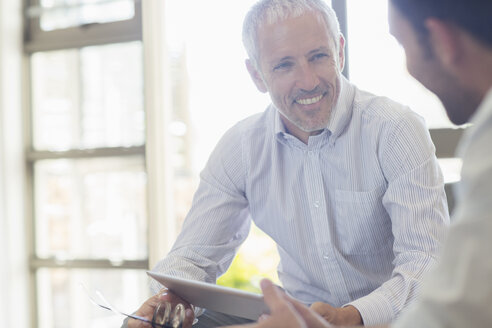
[34,156,147,259]
[346,0,454,128]
[37,268,149,328]
[37,0,135,31]
[31,41,144,151]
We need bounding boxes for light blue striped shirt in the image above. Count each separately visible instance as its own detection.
[151,77,450,325]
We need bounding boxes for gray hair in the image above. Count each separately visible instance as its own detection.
[242,0,341,70]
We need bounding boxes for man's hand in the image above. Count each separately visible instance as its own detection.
[310,302,362,326]
[128,288,195,328]
[225,279,331,328]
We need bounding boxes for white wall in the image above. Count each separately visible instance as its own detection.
[0,0,29,326]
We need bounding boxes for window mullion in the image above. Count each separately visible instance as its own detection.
[30,258,148,270]
[26,146,145,161]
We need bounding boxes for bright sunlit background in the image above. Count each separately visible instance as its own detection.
[346,0,452,128]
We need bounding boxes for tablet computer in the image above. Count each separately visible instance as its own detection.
[147,271,269,320]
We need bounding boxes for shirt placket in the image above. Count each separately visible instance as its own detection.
[304,147,351,304]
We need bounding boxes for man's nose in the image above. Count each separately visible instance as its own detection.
[296,62,320,91]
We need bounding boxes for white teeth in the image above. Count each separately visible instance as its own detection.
[296,94,323,105]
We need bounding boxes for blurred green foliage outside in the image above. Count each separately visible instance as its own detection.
[217,225,280,294]
[217,253,263,293]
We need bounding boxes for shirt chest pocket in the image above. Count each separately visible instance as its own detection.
[334,185,393,255]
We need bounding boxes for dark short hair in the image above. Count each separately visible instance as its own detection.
[390,0,492,47]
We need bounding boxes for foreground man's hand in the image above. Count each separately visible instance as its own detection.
[310,302,362,326]
[225,279,332,328]
[128,288,195,328]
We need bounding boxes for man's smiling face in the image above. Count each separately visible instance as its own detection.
[250,11,344,141]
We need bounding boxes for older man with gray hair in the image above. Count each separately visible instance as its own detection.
[124,1,449,327]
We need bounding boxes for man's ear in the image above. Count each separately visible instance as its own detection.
[245,59,268,93]
[425,18,461,69]
[338,34,346,72]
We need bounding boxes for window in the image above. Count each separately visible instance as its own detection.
[24,1,147,327]
[30,0,135,31]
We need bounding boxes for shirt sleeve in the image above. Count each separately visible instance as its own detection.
[347,111,450,326]
[150,124,251,293]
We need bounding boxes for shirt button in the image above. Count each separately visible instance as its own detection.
[323,253,330,260]
[314,200,320,208]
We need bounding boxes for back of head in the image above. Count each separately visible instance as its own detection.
[390,0,492,47]
[242,0,341,69]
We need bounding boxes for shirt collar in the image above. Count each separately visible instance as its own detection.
[326,76,356,142]
[273,105,287,135]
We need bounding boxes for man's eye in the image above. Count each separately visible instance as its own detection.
[273,62,293,71]
[311,53,328,61]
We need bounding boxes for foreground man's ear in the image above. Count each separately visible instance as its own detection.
[425,18,462,70]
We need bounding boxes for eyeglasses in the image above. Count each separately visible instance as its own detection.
[81,283,190,328]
